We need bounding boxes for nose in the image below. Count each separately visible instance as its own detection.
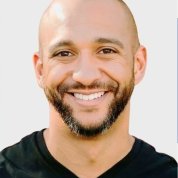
[72,54,102,86]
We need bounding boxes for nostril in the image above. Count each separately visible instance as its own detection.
[72,70,102,86]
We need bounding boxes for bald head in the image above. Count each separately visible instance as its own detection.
[34,0,147,138]
[39,0,140,56]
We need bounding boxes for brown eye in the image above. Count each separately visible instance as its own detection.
[99,48,117,54]
[56,51,73,57]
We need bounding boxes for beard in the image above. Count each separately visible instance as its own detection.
[44,76,134,137]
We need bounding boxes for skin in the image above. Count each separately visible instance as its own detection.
[33,0,147,177]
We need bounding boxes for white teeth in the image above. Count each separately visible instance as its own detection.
[74,92,105,101]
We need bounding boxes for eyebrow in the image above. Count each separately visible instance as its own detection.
[95,38,124,49]
[49,37,124,54]
[49,40,75,54]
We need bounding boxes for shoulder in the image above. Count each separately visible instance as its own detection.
[0,130,42,178]
[135,138,177,178]
[0,155,12,178]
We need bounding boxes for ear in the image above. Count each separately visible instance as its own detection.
[33,52,44,88]
[134,45,147,85]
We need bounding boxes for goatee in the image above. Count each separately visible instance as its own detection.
[44,78,134,137]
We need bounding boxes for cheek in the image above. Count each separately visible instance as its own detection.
[43,63,72,87]
[42,58,133,87]
[101,61,133,83]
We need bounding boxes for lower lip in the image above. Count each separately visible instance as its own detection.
[67,92,109,107]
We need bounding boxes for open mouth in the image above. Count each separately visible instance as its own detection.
[68,91,106,101]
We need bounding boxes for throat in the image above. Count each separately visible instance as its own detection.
[77,135,135,164]
[45,107,134,177]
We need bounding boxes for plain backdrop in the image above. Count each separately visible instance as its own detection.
[0,0,177,161]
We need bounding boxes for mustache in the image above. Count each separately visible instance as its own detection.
[57,81,119,94]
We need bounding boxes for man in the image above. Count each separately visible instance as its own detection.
[0,0,177,177]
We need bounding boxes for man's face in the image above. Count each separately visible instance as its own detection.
[38,0,138,137]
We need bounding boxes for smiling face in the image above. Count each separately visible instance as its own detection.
[34,0,146,137]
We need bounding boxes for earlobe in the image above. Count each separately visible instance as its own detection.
[134,45,147,85]
[33,52,44,88]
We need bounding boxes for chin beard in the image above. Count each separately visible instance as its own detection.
[44,78,134,137]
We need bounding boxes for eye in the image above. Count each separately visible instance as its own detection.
[55,50,73,57]
[98,48,117,54]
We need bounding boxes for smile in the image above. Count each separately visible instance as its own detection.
[73,92,105,101]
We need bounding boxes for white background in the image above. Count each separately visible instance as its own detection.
[0,0,177,161]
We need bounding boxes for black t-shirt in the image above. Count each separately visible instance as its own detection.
[0,130,177,178]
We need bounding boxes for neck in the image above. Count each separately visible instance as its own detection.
[44,103,134,178]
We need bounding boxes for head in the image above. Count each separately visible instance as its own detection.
[33,0,146,137]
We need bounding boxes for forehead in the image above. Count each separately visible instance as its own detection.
[40,0,132,49]
[49,0,126,20]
